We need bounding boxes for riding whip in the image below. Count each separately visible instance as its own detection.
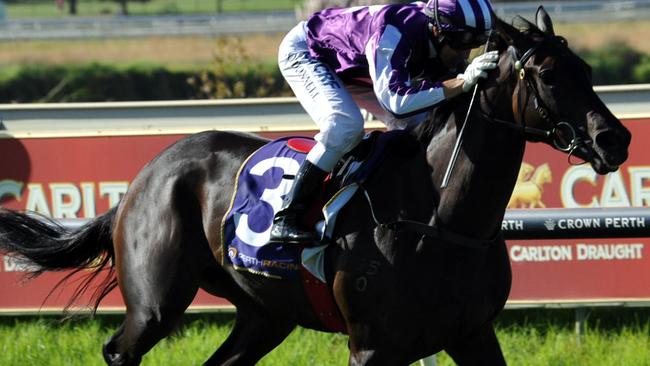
[441,31,493,189]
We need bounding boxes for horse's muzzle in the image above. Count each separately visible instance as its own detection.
[583,111,631,174]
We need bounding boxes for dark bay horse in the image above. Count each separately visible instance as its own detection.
[0,7,631,366]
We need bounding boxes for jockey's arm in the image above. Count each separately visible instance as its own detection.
[441,77,465,99]
[369,26,465,118]
[368,26,497,119]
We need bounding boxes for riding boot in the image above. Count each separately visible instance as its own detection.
[269,161,328,243]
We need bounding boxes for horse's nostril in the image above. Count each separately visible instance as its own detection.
[594,128,631,166]
[595,130,626,150]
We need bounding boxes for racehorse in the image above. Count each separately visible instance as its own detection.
[0,7,631,366]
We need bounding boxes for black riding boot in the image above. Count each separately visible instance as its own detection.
[269,161,328,243]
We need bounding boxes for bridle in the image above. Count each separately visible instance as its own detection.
[478,36,592,163]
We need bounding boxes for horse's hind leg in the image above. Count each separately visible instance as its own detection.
[102,258,199,366]
[444,323,506,366]
[204,305,295,366]
[102,197,206,365]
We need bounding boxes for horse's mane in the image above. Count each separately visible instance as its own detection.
[413,92,470,145]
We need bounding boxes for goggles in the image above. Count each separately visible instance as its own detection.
[443,30,490,50]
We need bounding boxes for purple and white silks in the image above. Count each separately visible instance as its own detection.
[278,3,447,170]
[305,3,446,118]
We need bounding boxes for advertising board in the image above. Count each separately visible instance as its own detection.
[0,119,648,312]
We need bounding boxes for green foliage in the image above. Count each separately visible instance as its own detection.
[0,34,295,103]
[633,56,650,83]
[187,37,292,99]
[0,62,292,103]
[0,63,195,102]
[4,39,650,103]
[580,42,645,85]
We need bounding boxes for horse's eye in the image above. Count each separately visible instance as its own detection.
[539,70,556,85]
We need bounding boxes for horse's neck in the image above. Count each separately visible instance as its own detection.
[429,96,525,239]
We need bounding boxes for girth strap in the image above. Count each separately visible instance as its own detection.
[380,219,502,249]
[361,187,502,249]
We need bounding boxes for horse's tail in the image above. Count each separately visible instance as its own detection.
[0,207,117,313]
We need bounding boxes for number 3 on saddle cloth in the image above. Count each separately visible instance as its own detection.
[220,130,410,332]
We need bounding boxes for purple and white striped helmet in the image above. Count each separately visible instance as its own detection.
[424,0,495,33]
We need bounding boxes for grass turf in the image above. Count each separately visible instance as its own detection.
[4,0,301,18]
[0,309,648,365]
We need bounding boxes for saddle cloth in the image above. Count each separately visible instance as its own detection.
[220,131,411,280]
[220,131,411,333]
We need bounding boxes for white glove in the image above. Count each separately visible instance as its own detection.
[457,51,499,92]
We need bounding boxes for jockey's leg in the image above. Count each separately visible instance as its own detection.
[269,160,328,242]
[271,21,364,243]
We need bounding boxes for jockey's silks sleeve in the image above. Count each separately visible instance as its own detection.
[367,25,445,118]
[305,3,447,119]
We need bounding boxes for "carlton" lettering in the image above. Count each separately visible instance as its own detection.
[562,165,650,207]
[0,180,128,218]
[509,243,645,262]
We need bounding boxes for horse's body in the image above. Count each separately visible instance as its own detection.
[0,8,631,366]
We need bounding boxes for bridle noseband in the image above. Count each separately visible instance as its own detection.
[480,36,591,162]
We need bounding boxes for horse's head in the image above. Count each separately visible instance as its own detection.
[485,6,631,174]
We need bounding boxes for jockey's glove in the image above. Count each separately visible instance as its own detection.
[457,51,499,92]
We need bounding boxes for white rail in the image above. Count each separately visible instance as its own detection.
[0,84,648,139]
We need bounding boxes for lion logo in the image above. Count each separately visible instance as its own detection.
[507,163,552,209]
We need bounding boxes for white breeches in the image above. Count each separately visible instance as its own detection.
[278,22,364,172]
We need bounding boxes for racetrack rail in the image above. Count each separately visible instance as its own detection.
[0,84,648,139]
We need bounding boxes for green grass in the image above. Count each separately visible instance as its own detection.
[4,0,302,19]
[0,309,648,365]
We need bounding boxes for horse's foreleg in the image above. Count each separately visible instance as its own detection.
[203,306,295,366]
[444,322,506,366]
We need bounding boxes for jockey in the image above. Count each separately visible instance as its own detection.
[271,0,499,243]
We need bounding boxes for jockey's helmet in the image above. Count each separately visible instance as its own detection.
[424,0,495,50]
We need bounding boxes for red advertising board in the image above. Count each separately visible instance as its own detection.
[0,120,648,312]
[504,118,650,304]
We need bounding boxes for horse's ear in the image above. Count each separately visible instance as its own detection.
[535,6,555,36]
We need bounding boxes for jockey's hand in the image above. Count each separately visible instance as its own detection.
[457,51,499,92]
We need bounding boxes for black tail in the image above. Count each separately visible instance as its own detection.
[0,207,117,313]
